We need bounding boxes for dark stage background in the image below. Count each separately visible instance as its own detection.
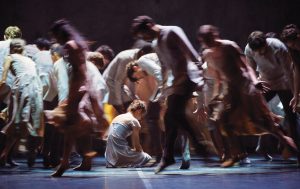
[0,0,300,53]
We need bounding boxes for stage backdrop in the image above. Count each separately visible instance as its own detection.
[1,0,299,53]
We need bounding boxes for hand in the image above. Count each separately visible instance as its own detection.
[132,148,143,152]
[0,80,5,87]
[289,96,299,112]
[254,81,270,93]
[194,107,208,123]
[154,93,166,104]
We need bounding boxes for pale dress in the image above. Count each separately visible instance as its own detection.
[2,54,43,137]
[105,112,151,167]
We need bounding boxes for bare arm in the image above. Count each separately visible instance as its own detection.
[131,126,142,152]
[293,67,300,98]
[243,55,260,84]
[168,28,201,63]
[155,59,169,102]
[0,56,12,87]
[242,49,269,92]
[210,67,223,99]
[290,62,300,112]
[277,48,294,91]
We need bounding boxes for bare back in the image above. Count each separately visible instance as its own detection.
[203,42,247,86]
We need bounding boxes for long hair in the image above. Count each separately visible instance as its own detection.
[50,19,88,51]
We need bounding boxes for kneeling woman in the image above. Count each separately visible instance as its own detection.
[105,100,151,167]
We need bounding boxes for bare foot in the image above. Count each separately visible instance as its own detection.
[283,136,298,152]
[51,163,69,177]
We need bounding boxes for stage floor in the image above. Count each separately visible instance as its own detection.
[0,156,299,189]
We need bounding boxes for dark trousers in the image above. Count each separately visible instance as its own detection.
[264,90,300,148]
[43,98,63,165]
[163,92,207,162]
[145,101,162,157]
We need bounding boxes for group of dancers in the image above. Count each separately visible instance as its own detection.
[0,16,299,177]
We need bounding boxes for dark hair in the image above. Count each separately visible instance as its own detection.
[197,25,219,45]
[247,31,267,51]
[10,38,26,54]
[197,25,219,38]
[131,15,155,36]
[50,43,64,57]
[127,100,147,114]
[137,43,153,58]
[265,32,279,39]
[96,45,115,61]
[281,24,299,42]
[50,19,88,50]
[35,37,51,50]
[126,61,139,82]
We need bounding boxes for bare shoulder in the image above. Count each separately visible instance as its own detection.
[65,40,79,50]
[202,48,214,58]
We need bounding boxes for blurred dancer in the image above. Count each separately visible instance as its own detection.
[245,31,299,157]
[198,25,299,167]
[126,53,192,168]
[0,26,22,167]
[46,19,107,177]
[105,100,151,167]
[0,39,43,167]
[281,24,300,112]
[131,16,209,173]
[103,44,153,114]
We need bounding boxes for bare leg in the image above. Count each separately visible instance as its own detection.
[27,136,42,167]
[51,133,74,177]
[220,135,241,168]
[179,133,190,169]
[270,125,300,164]
[209,128,225,160]
[256,135,273,161]
[0,133,19,166]
[271,126,298,152]
[73,135,96,171]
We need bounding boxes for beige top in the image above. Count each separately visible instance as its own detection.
[112,112,141,129]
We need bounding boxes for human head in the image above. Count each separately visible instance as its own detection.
[87,51,104,70]
[10,38,26,54]
[131,15,157,41]
[247,31,267,54]
[281,24,300,50]
[126,61,147,82]
[265,32,279,39]
[95,45,115,68]
[50,43,64,63]
[50,19,88,50]
[4,26,22,40]
[137,43,153,58]
[197,25,219,48]
[127,100,147,120]
[35,37,51,50]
